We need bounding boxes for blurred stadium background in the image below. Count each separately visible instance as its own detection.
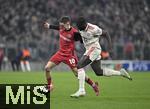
[0,0,150,71]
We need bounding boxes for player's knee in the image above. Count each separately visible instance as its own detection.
[77,63,83,69]
[72,69,78,77]
[77,60,88,69]
[93,67,103,76]
[74,71,78,77]
[45,66,51,73]
[95,70,103,76]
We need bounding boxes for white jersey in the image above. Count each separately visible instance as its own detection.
[79,23,103,50]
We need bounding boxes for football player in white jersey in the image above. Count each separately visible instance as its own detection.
[70,16,132,98]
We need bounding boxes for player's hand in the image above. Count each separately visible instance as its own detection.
[43,22,50,29]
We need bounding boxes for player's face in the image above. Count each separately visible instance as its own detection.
[59,22,71,30]
[77,23,87,31]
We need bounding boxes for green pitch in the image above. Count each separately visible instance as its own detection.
[0,71,150,109]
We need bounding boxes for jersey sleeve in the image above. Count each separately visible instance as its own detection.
[49,25,59,30]
[94,26,103,36]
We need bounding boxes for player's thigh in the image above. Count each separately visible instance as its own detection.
[64,55,78,69]
[67,57,78,77]
[48,52,63,67]
[65,56,79,77]
[77,55,92,69]
[45,52,62,70]
[77,47,101,69]
[90,59,101,69]
[45,61,57,70]
[91,60,103,76]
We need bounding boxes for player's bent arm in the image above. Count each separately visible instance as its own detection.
[101,30,112,51]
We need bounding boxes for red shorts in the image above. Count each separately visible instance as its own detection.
[49,51,78,69]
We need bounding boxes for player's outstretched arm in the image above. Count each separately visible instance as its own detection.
[102,30,113,52]
[43,22,59,30]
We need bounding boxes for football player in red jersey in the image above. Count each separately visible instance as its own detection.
[39,16,99,96]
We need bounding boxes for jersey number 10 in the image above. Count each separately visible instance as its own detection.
[69,58,75,64]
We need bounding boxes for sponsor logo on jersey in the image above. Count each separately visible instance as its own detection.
[60,34,71,42]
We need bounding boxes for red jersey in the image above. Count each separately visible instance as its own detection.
[58,27,78,56]
[48,25,82,68]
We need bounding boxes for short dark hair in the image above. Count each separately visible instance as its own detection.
[59,16,71,23]
[76,16,87,30]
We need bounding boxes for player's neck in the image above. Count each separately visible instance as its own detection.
[65,27,72,31]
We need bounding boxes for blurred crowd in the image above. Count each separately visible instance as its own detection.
[0,0,150,63]
[0,46,31,71]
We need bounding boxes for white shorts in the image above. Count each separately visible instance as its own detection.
[84,46,101,61]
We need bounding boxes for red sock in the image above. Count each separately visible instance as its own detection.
[47,77,51,89]
[86,78,95,87]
